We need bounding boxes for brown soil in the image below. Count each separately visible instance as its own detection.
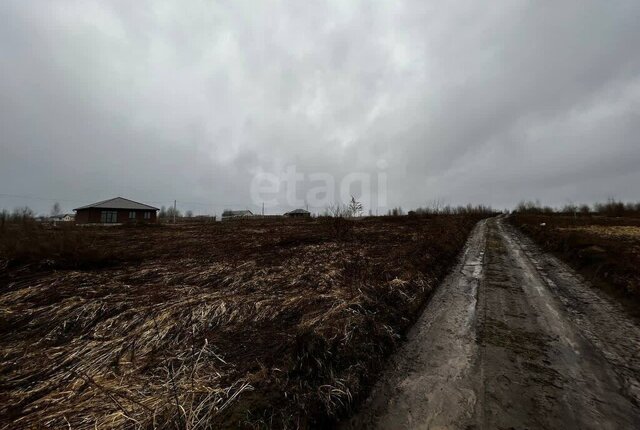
[0,215,484,429]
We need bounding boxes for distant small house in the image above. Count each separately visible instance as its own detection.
[221,210,254,221]
[284,209,311,218]
[74,197,159,224]
[50,214,75,222]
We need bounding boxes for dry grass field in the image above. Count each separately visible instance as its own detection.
[558,225,640,240]
[509,214,640,313]
[0,215,485,429]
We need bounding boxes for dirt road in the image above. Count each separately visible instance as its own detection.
[342,217,640,429]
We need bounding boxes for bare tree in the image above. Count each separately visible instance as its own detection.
[11,206,35,222]
[327,204,350,218]
[348,196,363,217]
[166,206,182,219]
[185,210,194,218]
[389,207,403,216]
[50,202,62,217]
[0,209,8,231]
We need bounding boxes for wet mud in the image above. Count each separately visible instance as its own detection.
[342,217,640,429]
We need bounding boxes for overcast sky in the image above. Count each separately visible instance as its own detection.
[2,1,639,215]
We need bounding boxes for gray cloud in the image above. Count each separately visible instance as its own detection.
[1,0,639,215]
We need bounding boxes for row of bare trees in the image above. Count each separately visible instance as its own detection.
[514,198,640,217]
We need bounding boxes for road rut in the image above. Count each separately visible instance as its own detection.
[342,217,640,429]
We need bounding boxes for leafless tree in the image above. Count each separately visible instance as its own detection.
[166,206,182,219]
[11,206,35,223]
[348,196,363,217]
[50,202,62,217]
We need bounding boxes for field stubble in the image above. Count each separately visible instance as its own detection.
[0,215,484,429]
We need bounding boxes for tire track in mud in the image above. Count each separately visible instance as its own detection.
[342,217,640,429]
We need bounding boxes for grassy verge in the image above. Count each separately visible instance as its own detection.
[1,215,485,429]
[508,214,640,315]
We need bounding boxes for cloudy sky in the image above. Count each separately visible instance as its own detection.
[1,0,639,215]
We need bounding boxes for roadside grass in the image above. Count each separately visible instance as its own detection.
[0,214,487,429]
[508,214,640,316]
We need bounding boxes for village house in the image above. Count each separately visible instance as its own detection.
[50,214,75,223]
[284,209,311,218]
[221,209,254,221]
[74,197,159,224]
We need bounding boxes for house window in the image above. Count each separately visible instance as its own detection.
[129,211,136,219]
[143,211,151,220]
[100,210,118,223]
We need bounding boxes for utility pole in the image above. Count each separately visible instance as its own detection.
[262,202,264,216]
[173,200,177,224]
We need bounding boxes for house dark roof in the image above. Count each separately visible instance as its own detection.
[73,197,159,211]
[285,208,310,215]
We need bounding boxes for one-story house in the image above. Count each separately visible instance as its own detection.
[221,210,253,221]
[284,209,311,218]
[74,197,159,224]
[50,214,75,222]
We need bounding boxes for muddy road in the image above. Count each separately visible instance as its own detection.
[342,217,640,429]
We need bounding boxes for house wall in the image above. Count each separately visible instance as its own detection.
[75,208,157,224]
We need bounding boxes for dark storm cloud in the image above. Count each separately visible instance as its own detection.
[1,0,639,214]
